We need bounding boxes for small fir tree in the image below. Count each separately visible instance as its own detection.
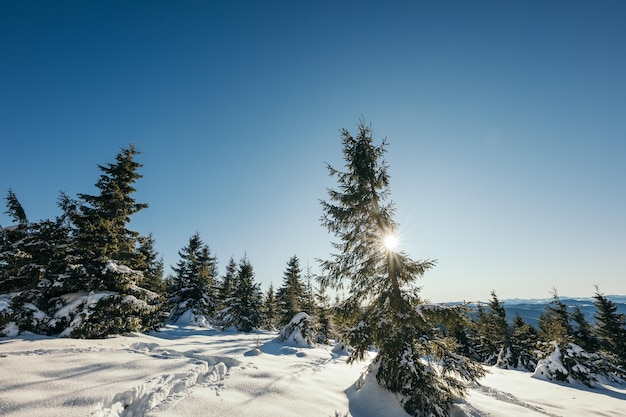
[225,256,262,332]
[166,233,218,323]
[216,256,237,313]
[262,283,278,330]
[510,313,538,371]
[276,255,305,326]
[593,287,626,367]
[471,291,513,367]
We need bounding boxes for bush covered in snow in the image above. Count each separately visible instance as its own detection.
[278,312,315,346]
[533,341,625,387]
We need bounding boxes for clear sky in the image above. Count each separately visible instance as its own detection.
[1,1,625,302]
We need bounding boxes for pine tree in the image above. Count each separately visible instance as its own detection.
[593,287,626,367]
[471,291,513,367]
[533,290,621,386]
[216,256,237,313]
[0,191,72,334]
[262,283,278,330]
[166,233,218,323]
[319,120,484,417]
[314,281,334,343]
[63,145,148,282]
[136,234,165,294]
[301,266,316,315]
[226,256,262,332]
[571,306,599,353]
[276,255,305,325]
[538,290,573,344]
[55,146,160,337]
[510,313,538,371]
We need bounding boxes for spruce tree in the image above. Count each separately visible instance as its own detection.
[538,290,573,344]
[510,313,538,371]
[166,233,218,323]
[63,145,148,281]
[315,281,334,343]
[262,283,278,330]
[56,146,160,337]
[227,256,262,332]
[471,291,513,367]
[319,120,484,417]
[533,290,621,386]
[136,234,165,294]
[0,191,72,334]
[593,287,626,367]
[276,255,305,325]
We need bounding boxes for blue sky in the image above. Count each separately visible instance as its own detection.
[1,1,625,302]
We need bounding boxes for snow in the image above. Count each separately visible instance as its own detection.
[1,327,625,417]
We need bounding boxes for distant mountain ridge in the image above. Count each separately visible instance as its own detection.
[451,295,626,328]
[502,295,625,328]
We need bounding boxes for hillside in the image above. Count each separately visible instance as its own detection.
[1,325,624,417]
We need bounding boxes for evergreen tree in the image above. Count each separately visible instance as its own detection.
[217,256,237,312]
[314,281,334,343]
[226,256,262,332]
[0,191,72,334]
[571,306,599,352]
[510,313,538,371]
[56,146,160,337]
[593,287,626,367]
[471,291,513,367]
[136,234,165,294]
[538,290,573,344]
[319,120,484,417]
[166,233,218,323]
[62,145,148,281]
[533,289,622,386]
[301,266,316,315]
[262,283,278,330]
[276,255,305,325]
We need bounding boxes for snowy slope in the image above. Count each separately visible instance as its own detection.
[1,326,624,417]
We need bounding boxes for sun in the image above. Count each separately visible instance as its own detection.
[383,234,398,251]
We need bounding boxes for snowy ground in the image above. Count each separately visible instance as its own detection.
[1,326,624,417]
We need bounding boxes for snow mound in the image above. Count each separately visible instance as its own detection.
[278,312,314,346]
[173,309,212,328]
[347,361,411,417]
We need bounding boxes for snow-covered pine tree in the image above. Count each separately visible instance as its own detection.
[534,290,623,386]
[262,283,278,330]
[136,234,165,294]
[471,291,513,367]
[166,233,218,324]
[276,255,306,326]
[226,256,262,332]
[510,313,539,371]
[64,145,148,280]
[593,287,626,368]
[319,120,484,417]
[0,190,73,335]
[314,281,334,343]
[55,146,161,337]
[215,256,238,326]
[301,266,316,315]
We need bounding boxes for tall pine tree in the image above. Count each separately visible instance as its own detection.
[319,120,484,417]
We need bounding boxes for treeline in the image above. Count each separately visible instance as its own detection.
[0,146,334,340]
[463,289,626,386]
